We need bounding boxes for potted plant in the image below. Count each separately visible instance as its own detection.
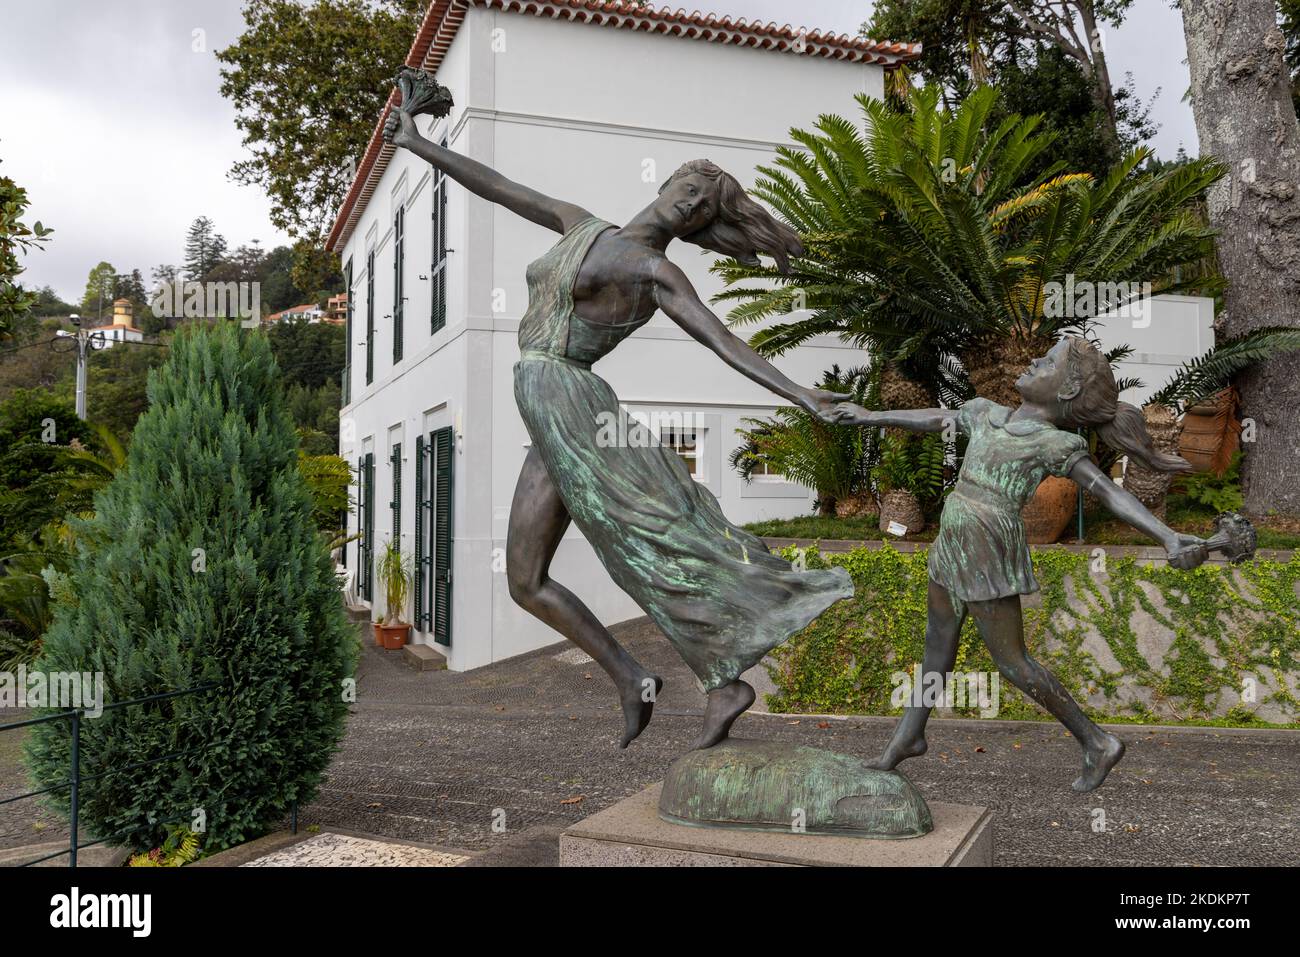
[374,542,413,650]
[873,432,944,537]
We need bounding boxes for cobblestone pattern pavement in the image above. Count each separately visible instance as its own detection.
[301,619,1300,867]
[241,832,468,867]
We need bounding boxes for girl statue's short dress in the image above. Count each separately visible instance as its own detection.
[513,216,854,691]
[928,398,1090,605]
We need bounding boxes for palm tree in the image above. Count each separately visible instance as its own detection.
[712,85,1226,409]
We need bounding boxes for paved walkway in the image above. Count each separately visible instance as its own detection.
[4,617,1297,866]
[242,832,468,867]
[302,618,1300,867]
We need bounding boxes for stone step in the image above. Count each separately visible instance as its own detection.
[403,643,447,672]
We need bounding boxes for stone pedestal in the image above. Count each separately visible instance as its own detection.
[560,783,993,867]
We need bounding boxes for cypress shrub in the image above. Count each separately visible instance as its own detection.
[26,322,357,852]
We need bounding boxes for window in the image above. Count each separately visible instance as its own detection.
[749,457,784,480]
[430,138,448,334]
[365,249,375,385]
[392,204,404,363]
[342,257,353,404]
[661,428,700,477]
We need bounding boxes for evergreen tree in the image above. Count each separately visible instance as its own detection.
[26,322,357,852]
[79,261,116,320]
[182,216,228,280]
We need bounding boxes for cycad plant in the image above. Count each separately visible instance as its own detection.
[731,366,876,516]
[712,85,1226,408]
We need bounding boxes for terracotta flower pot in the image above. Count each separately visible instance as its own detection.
[373,622,410,650]
[1178,387,1240,475]
[1021,476,1077,544]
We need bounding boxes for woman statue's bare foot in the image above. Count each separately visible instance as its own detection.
[1073,732,1125,792]
[866,735,928,771]
[692,679,755,750]
[618,672,662,749]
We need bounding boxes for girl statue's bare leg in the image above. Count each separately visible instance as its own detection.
[968,594,1124,792]
[506,448,662,748]
[869,578,964,770]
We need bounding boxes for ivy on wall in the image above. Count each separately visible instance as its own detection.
[768,545,1300,728]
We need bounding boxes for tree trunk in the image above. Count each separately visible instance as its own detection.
[1181,0,1300,516]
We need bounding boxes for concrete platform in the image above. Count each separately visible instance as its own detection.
[560,783,992,867]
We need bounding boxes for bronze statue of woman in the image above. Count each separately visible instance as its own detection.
[384,103,853,752]
[831,337,1210,791]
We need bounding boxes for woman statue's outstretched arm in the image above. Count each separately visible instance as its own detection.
[384,109,591,234]
[653,260,847,417]
[828,404,951,433]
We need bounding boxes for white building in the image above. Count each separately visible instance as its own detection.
[330,0,1214,673]
[330,0,917,670]
[85,299,144,347]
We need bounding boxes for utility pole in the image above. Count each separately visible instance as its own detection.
[56,315,105,419]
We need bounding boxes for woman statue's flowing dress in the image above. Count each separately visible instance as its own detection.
[514,216,853,691]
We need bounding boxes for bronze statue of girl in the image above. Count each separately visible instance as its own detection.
[830,337,1210,791]
[384,101,853,753]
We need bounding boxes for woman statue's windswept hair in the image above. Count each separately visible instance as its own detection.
[658,160,805,274]
[1056,337,1193,474]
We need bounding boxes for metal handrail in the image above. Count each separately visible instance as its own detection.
[0,680,298,866]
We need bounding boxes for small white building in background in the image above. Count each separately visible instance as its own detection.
[330,0,1214,674]
[85,299,144,347]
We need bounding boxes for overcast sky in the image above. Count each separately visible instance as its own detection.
[2,0,1196,303]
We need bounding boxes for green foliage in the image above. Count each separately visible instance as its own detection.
[216,0,426,241]
[712,86,1225,401]
[0,155,54,341]
[86,337,170,443]
[730,366,874,511]
[25,323,358,853]
[298,449,352,535]
[1177,453,1244,514]
[862,1,1150,172]
[767,545,1300,726]
[79,262,117,319]
[1148,328,1300,411]
[128,826,202,867]
[873,431,948,502]
[183,217,228,282]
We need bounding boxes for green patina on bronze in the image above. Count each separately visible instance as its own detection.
[514,217,853,692]
[658,739,933,838]
[928,398,1088,603]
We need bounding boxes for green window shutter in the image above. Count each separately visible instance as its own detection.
[432,426,454,646]
[431,140,448,334]
[365,251,375,385]
[413,434,428,630]
[356,454,366,597]
[390,442,402,542]
[393,205,404,363]
[360,452,375,602]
